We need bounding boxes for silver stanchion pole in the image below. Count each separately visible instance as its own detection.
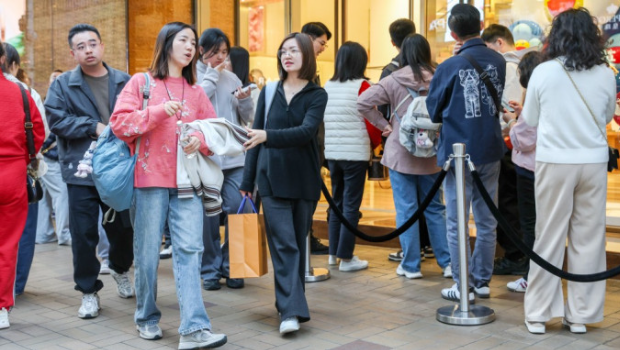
[305,234,330,282]
[437,143,495,325]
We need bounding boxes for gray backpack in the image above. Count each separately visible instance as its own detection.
[391,88,441,158]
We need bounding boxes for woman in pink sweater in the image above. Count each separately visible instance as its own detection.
[109,22,227,349]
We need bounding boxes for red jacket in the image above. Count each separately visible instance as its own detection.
[0,74,45,163]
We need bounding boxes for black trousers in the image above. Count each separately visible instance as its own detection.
[496,153,523,261]
[67,184,133,294]
[516,170,536,279]
[262,196,314,323]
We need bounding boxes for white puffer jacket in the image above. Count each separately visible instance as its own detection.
[324,79,371,162]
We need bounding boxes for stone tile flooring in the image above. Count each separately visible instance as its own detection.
[2,243,620,349]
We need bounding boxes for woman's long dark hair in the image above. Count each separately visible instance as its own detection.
[149,22,198,85]
[400,34,435,82]
[229,46,250,86]
[543,7,607,71]
[330,41,369,82]
[1,42,20,73]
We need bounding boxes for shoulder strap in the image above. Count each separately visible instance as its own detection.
[556,59,607,142]
[390,89,418,123]
[135,72,151,154]
[460,52,501,117]
[263,81,278,129]
[18,83,38,170]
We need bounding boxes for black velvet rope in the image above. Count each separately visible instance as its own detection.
[320,169,447,243]
[470,166,620,282]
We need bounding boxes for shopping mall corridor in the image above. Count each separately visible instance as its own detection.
[2,243,620,350]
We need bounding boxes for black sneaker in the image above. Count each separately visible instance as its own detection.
[493,257,527,275]
[203,279,221,291]
[310,234,329,255]
[388,250,403,262]
[423,246,434,258]
[226,278,244,289]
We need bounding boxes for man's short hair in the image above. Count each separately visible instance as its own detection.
[481,24,515,46]
[389,19,416,48]
[301,22,332,41]
[68,23,101,47]
[448,4,481,40]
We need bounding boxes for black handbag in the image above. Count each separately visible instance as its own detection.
[17,83,43,203]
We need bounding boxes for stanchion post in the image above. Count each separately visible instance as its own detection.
[305,234,330,283]
[436,143,495,326]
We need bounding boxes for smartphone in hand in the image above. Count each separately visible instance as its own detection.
[501,100,515,113]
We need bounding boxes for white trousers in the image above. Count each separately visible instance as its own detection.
[524,162,607,324]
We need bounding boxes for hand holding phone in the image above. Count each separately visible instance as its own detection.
[501,100,515,113]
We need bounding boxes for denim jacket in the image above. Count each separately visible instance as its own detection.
[426,38,506,166]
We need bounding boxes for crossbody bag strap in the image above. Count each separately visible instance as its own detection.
[135,72,151,155]
[460,52,501,117]
[263,81,278,129]
[556,58,608,142]
[18,83,38,170]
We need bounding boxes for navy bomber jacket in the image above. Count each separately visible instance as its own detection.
[45,63,130,185]
[426,38,506,166]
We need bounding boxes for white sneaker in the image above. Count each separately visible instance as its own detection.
[339,256,369,272]
[78,293,100,319]
[159,245,172,259]
[396,264,423,279]
[0,308,9,329]
[442,264,452,278]
[136,323,163,340]
[179,329,227,349]
[279,317,300,334]
[507,277,528,293]
[99,260,110,275]
[328,255,339,266]
[441,284,475,303]
[562,319,586,334]
[111,270,135,299]
[525,320,545,334]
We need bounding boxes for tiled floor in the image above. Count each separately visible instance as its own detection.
[2,243,620,349]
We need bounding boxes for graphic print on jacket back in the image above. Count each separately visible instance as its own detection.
[459,64,503,119]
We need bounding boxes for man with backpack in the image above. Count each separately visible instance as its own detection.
[45,24,134,319]
[426,4,506,302]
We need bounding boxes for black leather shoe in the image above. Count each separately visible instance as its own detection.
[203,279,221,291]
[226,278,245,289]
[310,234,329,255]
[493,257,528,275]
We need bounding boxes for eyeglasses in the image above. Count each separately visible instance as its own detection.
[73,42,100,52]
[317,39,328,49]
[279,49,301,57]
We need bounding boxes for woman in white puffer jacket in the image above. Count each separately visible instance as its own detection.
[323,42,372,272]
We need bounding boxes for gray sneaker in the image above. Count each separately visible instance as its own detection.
[111,270,135,299]
[137,323,163,340]
[78,293,100,319]
[178,329,227,349]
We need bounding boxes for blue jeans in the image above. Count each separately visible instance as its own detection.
[15,202,38,295]
[389,169,450,273]
[444,161,500,288]
[202,167,244,281]
[131,188,212,335]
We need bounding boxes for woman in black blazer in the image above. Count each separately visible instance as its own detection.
[240,32,327,335]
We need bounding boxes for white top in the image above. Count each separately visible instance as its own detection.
[324,79,371,162]
[521,58,615,164]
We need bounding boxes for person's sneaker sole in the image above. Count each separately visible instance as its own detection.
[178,335,227,349]
[78,310,99,319]
[136,325,163,340]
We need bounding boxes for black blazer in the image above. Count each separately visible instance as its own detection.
[240,81,328,201]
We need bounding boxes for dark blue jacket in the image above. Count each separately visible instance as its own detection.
[45,63,130,185]
[426,38,506,166]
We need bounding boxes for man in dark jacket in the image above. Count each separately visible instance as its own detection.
[45,24,134,320]
[426,4,506,303]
